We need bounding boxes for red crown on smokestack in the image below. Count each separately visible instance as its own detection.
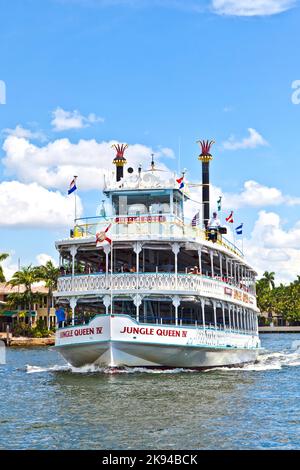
[112,143,128,166]
[197,139,215,162]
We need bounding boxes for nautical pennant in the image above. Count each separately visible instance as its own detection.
[68,177,77,195]
[96,224,112,246]
[235,223,243,235]
[226,211,234,223]
[192,212,200,227]
[217,196,222,212]
[176,175,185,190]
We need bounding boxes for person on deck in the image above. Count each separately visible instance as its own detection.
[55,305,66,328]
[208,212,221,228]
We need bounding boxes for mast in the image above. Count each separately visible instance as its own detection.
[197,139,215,229]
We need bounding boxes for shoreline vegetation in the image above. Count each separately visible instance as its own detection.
[1,253,300,347]
[257,271,300,326]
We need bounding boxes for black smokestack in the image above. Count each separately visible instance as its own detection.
[197,140,215,229]
[112,143,128,182]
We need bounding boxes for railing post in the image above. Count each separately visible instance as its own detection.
[70,245,78,291]
[104,245,111,290]
[201,298,206,330]
[134,294,142,323]
[172,242,180,291]
[222,302,225,330]
[213,300,217,329]
[172,295,180,326]
[69,297,78,326]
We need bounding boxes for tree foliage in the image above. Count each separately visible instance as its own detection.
[257,272,300,324]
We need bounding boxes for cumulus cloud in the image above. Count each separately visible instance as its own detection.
[0,181,83,228]
[222,128,268,150]
[2,125,47,142]
[244,211,300,284]
[211,0,296,16]
[51,107,104,131]
[185,180,300,219]
[223,180,300,209]
[2,135,174,191]
[36,253,58,266]
[1,252,19,282]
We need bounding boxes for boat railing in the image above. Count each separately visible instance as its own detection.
[56,272,256,307]
[70,214,243,257]
[70,314,255,335]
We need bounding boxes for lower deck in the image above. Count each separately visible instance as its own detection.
[55,314,261,368]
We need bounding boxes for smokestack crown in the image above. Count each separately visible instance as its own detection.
[197,140,215,162]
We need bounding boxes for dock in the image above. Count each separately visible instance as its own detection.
[259,326,300,333]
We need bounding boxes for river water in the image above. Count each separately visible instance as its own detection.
[0,333,299,450]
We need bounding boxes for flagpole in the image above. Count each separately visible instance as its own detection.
[74,175,78,223]
[110,240,113,315]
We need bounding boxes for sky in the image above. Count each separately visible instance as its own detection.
[0,0,300,283]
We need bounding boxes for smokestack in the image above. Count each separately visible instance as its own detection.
[197,139,215,229]
[112,143,128,182]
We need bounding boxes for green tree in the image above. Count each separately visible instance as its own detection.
[36,261,60,328]
[261,271,275,290]
[8,265,42,326]
[0,253,9,282]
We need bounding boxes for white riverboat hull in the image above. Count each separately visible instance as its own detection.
[55,314,260,369]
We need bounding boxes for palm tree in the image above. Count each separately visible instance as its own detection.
[262,271,275,290]
[8,265,41,326]
[0,253,9,282]
[36,261,60,329]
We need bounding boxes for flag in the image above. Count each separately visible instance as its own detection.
[192,212,200,227]
[235,223,243,235]
[176,176,184,189]
[68,177,77,195]
[226,211,234,223]
[217,196,222,212]
[96,224,112,246]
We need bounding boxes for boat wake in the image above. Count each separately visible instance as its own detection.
[25,364,197,374]
[25,342,300,374]
[205,341,300,372]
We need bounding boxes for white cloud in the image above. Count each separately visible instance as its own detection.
[185,180,300,218]
[2,135,174,191]
[0,181,83,228]
[2,125,47,142]
[244,211,300,284]
[222,180,300,209]
[211,0,296,16]
[1,252,18,282]
[36,253,58,266]
[222,128,268,150]
[51,107,104,131]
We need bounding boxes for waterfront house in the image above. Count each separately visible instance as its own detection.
[0,283,56,332]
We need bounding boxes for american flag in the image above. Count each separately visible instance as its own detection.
[192,212,200,227]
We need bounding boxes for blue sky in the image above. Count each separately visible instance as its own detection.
[0,0,300,282]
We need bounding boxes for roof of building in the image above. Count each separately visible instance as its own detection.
[0,283,48,295]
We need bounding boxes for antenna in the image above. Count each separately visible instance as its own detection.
[151,153,155,172]
[178,137,181,175]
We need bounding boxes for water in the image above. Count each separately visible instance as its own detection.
[0,334,300,450]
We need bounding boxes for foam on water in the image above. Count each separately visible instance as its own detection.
[25,343,300,375]
[205,344,300,372]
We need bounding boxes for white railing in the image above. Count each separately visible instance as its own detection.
[71,215,243,257]
[56,272,256,308]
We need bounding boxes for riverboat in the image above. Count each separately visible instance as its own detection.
[54,140,260,368]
